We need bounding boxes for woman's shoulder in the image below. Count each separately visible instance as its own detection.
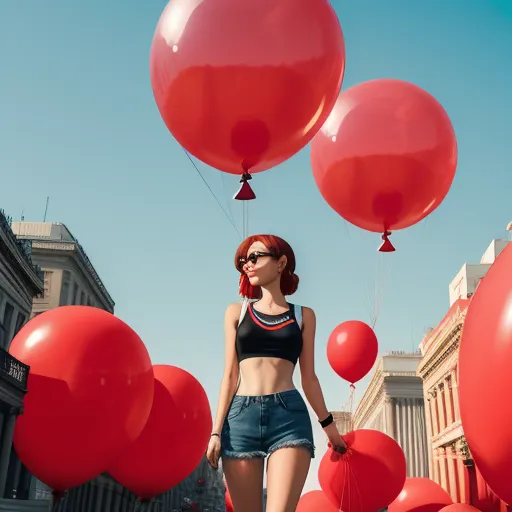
[225,302,243,319]
[294,305,315,322]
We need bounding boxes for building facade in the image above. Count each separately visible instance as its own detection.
[11,222,115,315]
[332,411,353,435]
[353,352,429,478]
[0,210,44,507]
[417,239,509,511]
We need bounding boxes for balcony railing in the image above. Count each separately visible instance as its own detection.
[0,349,29,391]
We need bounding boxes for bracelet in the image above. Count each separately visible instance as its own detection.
[319,413,334,428]
[211,433,220,438]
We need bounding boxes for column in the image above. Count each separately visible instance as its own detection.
[385,398,396,438]
[433,448,440,484]
[451,370,461,421]
[446,445,458,502]
[407,399,415,476]
[430,389,440,435]
[444,376,454,426]
[425,398,434,478]
[437,384,446,433]
[0,410,17,497]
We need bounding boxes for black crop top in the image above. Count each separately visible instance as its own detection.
[236,301,303,365]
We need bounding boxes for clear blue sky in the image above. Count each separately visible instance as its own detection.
[1,0,511,493]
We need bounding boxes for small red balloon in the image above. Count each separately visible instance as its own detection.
[458,243,512,504]
[327,321,378,384]
[108,365,212,499]
[319,429,406,512]
[297,490,338,512]
[311,79,457,244]
[388,477,453,512]
[9,307,154,491]
[440,505,481,512]
[150,0,345,176]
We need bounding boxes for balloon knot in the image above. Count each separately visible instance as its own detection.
[349,383,356,390]
[234,172,256,201]
[378,230,395,252]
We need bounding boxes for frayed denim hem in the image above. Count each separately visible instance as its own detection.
[267,439,315,459]
[221,450,267,460]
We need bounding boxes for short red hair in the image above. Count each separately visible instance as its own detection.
[234,234,299,299]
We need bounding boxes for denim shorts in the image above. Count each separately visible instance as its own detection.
[221,389,315,460]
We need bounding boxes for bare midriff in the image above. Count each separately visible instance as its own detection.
[236,357,296,396]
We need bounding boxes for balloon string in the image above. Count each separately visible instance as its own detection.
[371,252,393,329]
[182,148,242,238]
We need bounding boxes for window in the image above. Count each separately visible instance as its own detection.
[13,312,26,337]
[72,282,79,305]
[3,302,14,337]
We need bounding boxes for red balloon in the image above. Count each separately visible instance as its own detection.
[458,243,512,504]
[109,365,212,499]
[311,79,457,236]
[440,505,481,512]
[388,477,453,512]
[327,321,378,384]
[319,429,406,512]
[297,490,338,512]
[9,307,154,491]
[225,485,234,512]
[150,0,345,175]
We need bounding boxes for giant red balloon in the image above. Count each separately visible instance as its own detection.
[327,321,378,384]
[319,429,406,512]
[311,79,457,235]
[150,0,345,175]
[458,243,512,503]
[388,477,453,512]
[108,365,212,499]
[9,307,154,491]
[297,490,338,512]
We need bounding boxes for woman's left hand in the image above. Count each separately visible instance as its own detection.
[323,423,348,454]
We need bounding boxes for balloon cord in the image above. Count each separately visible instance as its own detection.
[182,148,242,238]
[371,252,393,328]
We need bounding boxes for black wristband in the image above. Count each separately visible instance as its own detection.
[319,413,334,428]
[211,433,220,438]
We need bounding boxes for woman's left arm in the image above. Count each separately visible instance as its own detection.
[299,307,347,452]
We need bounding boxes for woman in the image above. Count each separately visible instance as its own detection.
[206,234,347,512]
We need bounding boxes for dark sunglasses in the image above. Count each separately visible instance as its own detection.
[237,251,275,271]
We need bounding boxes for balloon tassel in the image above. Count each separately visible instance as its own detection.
[234,173,256,201]
[378,231,395,252]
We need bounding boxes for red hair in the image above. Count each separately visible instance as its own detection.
[234,234,299,299]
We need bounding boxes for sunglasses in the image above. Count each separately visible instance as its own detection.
[237,251,275,271]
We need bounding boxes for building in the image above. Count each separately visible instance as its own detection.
[332,411,352,435]
[0,210,44,507]
[9,222,114,506]
[417,239,509,510]
[11,222,115,315]
[353,352,429,478]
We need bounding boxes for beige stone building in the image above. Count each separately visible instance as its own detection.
[353,352,428,478]
[11,222,114,314]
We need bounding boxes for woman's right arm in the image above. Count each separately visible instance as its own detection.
[212,302,241,435]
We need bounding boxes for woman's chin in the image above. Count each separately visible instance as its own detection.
[248,277,260,287]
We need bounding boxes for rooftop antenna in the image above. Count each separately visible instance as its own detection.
[20,207,24,222]
[43,197,50,222]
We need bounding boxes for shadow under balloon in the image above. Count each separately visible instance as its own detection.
[14,372,141,493]
[157,62,330,173]
[316,152,456,233]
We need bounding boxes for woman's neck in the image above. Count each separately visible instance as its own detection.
[259,283,287,308]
